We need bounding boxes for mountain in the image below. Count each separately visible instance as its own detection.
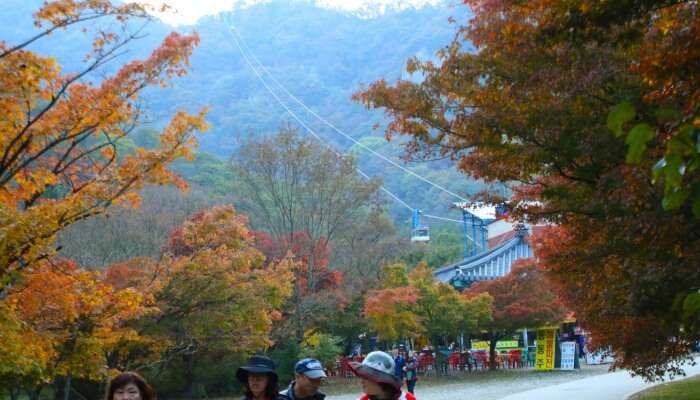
[1,0,490,226]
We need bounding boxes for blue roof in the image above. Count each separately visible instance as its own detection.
[434,231,531,283]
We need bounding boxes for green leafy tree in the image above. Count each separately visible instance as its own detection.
[300,331,343,370]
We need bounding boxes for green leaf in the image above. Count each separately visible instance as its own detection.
[662,188,690,210]
[655,106,681,123]
[683,292,700,320]
[607,101,636,137]
[688,158,700,174]
[663,153,684,188]
[652,158,667,183]
[625,123,655,163]
[678,124,696,140]
[693,184,700,218]
[667,125,697,156]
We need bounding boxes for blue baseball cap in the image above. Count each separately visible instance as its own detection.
[295,358,327,379]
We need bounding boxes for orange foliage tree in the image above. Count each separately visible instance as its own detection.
[0,0,207,294]
[0,259,148,398]
[354,0,699,379]
[365,263,492,345]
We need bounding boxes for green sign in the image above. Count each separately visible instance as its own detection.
[496,340,519,349]
[471,340,520,350]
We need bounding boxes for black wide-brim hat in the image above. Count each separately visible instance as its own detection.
[348,361,402,391]
[236,355,278,385]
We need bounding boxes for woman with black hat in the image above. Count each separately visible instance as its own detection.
[349,351,417,400]
[236,355,285,400]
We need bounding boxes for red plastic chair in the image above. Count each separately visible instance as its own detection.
[339,356,353,378]
[507,349,522,368]
[472,351,488,370]
[418,353,435,375]
[448,352,461,371]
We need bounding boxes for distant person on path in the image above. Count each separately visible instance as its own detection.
[279,358,327,400]
[349,351,416,400]
[404,352,418,395]
[107,371,156,400]
[436,349,449,375]
[236,355,285,400]
[394,351,406,381]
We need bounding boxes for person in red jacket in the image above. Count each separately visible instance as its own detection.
[349,351,416,400]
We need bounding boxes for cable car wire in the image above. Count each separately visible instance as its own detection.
[229,23,469,203]
[220,15,484,248]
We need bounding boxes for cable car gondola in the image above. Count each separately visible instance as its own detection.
[411,209,430,243]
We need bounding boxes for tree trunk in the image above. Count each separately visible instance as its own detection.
[28,385,44,400]
[184,354,195,398]
[63,374,72,400]
[295,293,304,342]
[488,332,501,370]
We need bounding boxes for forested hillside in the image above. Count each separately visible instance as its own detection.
[0,0,485,226]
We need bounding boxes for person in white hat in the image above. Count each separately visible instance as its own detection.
[349,351,416,400]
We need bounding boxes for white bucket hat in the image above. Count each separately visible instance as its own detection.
[349,351,402,391]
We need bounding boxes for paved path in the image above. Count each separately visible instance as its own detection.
[500,360,700,400]
[326,365,610,400]
[325,359,700,400]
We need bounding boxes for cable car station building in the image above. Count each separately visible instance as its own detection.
[433,204,540,290]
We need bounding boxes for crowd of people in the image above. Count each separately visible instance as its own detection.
[106,351,417,400]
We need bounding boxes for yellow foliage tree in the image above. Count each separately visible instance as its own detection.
[0,0,208,294]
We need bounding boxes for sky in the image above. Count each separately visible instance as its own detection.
[139,0,442,25]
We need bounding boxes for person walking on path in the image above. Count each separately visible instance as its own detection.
[279,358,327,400]
[236,355,285,400]
[349,351,416,400]
[394,352,406,381]
[403,352,418,395]
[107,372,156,400]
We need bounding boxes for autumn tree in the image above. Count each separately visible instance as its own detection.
[0,0,207,294]
[106,205,293,396]
[0,259,148,400]
[332,207,405,292]
[309,208,405,348]
[464,262,567,370]
[232,127,381,339]
[410,263,492,346]
[354,0,699,379]
[365,263,492,344]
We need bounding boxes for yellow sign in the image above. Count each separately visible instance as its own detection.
[471,340,489,350]
[535,328,556,370]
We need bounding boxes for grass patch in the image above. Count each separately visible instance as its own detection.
[629,375,700,400]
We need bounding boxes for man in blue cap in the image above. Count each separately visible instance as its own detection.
[279,358,326,400]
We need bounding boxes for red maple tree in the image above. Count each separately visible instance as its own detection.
[464,261,568,369]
